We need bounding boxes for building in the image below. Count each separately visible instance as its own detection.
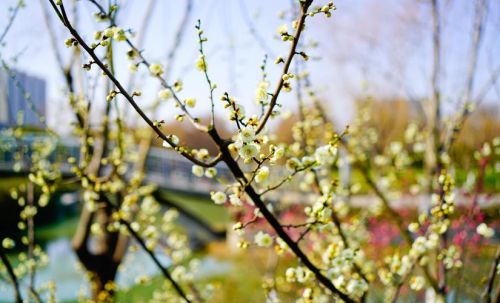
[0,69,46,128]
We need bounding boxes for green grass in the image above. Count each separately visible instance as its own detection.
[1,173,497,302]
[30,189,227,245]
[116,245,274,303]
[115,243,500,303]
[35,216,79,243]
[157,190,230,230]
[0,176,27,192]
[115,275,165,303]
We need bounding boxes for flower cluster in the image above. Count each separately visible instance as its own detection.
[21,1,498,302]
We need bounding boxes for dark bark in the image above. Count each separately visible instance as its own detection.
[0,246,22,303]
[73,204,123,302]
[209,129,355,303]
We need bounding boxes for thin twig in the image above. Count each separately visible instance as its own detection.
[49,0,221,168]
[255,0,312,134]
[0,0,23,44]
[120,218,192,303]
[210,129,355,302]
[238,0,276,58]
[51,0,354,301]
[26,182,36,294]
[0,247,22,303]
[443,0,488,151]
[483,247,500,303]
[165,0,193,78]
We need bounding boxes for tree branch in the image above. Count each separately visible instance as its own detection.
[209,129,355,302]
[120,218,192,303]
[483,247,500,303]
[49,0,221,168]
[0,0,22,44]
[255,0,312,134]
[443,0,488,151]
[0,246,22,303]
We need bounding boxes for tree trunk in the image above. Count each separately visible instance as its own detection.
[73,204,128,302]
[87,256,120,302]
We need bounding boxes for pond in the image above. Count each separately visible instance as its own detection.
[0,238,231,302]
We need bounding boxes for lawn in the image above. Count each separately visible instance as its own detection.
[156,190,230,230]
[114,242,499,303]
[0,176,28,192]
[116,242,282,303]
[35,215,79,243]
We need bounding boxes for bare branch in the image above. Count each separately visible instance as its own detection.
[473,65,500,103]
[424,0,442,178]
[443,0,489,151]
[49,0,221,168]
[208,129,355,302]
[0,247,22,303]
[165,0,193,78]
[120,218,192,303]
[255,1,312,134]
[0,0,22,44]
[126,0,156,92]
[72,207,95,261]
[483,247,500,303]
[238,0,276,58]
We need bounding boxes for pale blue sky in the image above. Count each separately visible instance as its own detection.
[1,0,499,131]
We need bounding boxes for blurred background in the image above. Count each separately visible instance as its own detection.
[0,0,499,302]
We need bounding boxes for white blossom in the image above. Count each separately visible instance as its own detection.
[286,157,301,172]
[270,145,284,163]
[285,267,296,282]
[239,143,260,160]
[277,24,288,35]
[158,89,172,100]
[255,80,270,104]
[162,135,179,148]
[346,279,368,297]
[255,166,270,183]
[254,231,273,247]
[192,165,204,177]
[197,149,210,160]
[2,238,15,249]
[196,55,206,71]
[314,144,337,166]
[185,98,196,108]
[409,275,425,291]
[210,191,227,205]
[204,167,217,178]
[149,63,164,76]
[408,222,419,233]
[476,223,495,238]
[237,126,256,143]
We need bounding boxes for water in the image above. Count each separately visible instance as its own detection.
[0,238,230,302]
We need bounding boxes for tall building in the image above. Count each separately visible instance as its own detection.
[0,69,46,128]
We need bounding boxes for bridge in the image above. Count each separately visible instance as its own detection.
[0,132,307,246]
[0,133,232,194]
[1,132,496,213]
[0,132,235,244]
[0,132,305,203]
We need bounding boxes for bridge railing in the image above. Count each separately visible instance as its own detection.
[0,133,302,200]
[0,133,79,172]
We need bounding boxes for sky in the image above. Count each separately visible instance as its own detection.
[0,0,499,132]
